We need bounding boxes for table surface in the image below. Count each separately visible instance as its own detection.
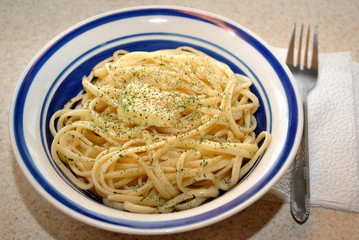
[1,0,358,239]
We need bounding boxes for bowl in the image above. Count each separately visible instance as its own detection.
[9,6,302,234]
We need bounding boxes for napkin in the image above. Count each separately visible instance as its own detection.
[267,49,359,213]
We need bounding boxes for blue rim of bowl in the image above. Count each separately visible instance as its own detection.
[11,7,299,232]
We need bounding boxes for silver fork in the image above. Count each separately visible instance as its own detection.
[286,24,318,224]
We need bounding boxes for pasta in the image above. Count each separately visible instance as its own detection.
[49,46,271,213]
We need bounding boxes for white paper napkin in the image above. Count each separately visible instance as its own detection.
[268,49,359,213]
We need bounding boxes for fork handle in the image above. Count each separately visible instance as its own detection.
[290,94,310,223]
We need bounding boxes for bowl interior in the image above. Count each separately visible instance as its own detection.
[43,38,269,202]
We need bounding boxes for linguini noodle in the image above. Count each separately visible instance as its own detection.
[49,46,271,213]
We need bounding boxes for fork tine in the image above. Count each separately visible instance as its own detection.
[286,23,296,66]
[303,25,310,69]
[311,26,319,70]
[297,24,304,67]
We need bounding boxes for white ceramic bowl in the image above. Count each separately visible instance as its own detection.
[9,6,302,235]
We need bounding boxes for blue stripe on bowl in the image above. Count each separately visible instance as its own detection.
[12,7,299,232]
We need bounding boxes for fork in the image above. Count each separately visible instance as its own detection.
[286,24,318,224]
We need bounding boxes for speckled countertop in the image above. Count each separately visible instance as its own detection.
[1,0,358,239]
